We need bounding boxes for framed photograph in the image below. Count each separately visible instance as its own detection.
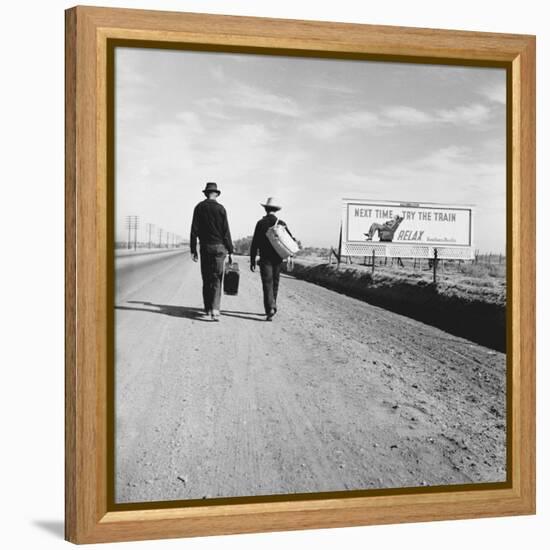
[65,6,536,544]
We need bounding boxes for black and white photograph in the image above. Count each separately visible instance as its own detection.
[113,46,507,504]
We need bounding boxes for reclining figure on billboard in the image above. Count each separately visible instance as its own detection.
[364,214,404,242]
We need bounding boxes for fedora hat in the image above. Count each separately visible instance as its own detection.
[260,197,282,211]
[203,182,221,195]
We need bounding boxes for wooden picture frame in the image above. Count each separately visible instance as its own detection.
[65,5,536,544]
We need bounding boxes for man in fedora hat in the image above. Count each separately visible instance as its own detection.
[250,197,294,321]
[190,182,234,321]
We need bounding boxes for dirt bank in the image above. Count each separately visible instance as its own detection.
[284,261,506,352]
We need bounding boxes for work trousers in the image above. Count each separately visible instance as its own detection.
[259,258,282,315]
[200,244,227,312]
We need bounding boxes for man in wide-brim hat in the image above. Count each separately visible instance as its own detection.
[190,182,234,321]
[249,197,295,321]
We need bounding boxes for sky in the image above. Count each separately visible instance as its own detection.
[115,47,506,252]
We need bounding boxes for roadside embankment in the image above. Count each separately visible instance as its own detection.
[284,260,506,351]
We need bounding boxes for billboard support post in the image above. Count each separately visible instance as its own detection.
[371,250,375,274]
[433,248,438,284]
[337,224,343,270]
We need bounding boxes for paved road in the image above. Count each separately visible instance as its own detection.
[115,251,506,503]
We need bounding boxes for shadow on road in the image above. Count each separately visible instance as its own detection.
[221,310,265,322]
[116,301,265,322]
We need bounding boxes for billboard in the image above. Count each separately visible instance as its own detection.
[341,199,474,260]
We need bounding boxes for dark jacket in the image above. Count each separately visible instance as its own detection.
[190,199,234,255]
[250,213,294,264]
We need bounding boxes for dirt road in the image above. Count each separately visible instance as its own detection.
[115,251,506,503]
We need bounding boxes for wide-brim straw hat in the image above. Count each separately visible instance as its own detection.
[260,197,282,210]
[203,182,221,195]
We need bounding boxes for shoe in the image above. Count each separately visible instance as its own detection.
[211,310,220,322]
[266,309,275,321]
[201,310,212,319]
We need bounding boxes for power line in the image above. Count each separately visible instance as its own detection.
[121,216,184,250]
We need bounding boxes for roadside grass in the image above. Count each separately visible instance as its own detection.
[296,255,506,306]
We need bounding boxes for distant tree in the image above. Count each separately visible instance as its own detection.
[233,235,254,255]
[296,246,330,258]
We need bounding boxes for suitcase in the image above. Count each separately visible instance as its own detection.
[223,261,240,295]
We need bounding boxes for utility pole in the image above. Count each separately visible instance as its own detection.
[125,215,139,250]
[126,219,131,249]
[134,216,139,250]
[146,223,154,249]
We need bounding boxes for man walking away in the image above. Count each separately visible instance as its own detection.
[190,182,234,321]
[250,197,294,322]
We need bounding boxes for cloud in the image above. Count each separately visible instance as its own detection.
[381,103,492,127]
[434,104,491,125]
[174,111,205,134]
[305,81,357,95]
[368,145,505,202]
[303,102,493,139]
[383,104,491,126]
[233,83,303,117]
[115,49,156,122]
[413,145,474,172]
[192,98,236,121]
[478,82,506,105]
[195,83,303,118]
[209,65,225,82]
[382,106,433,124]
[198,122,273,173]
[302,111,380,139]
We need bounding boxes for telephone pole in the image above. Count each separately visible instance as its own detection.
[134,217,139,250]
[146,223,154,249]
[125,215,139,250]
[126,220,131,249]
